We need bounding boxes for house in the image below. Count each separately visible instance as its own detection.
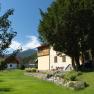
[5,55,20,69]
[37,45,72,71]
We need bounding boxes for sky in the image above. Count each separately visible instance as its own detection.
[0,0,53,51]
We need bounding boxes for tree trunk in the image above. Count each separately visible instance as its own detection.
[88,49,92,60]
[91,50,94,61]
[81,52,85,64]
[71,57,76,70]
[75,56,80,71]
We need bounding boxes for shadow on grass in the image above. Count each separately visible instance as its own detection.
[0,80,4,82]
[0,88,12,92]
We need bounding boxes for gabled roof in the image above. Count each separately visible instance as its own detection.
[5,55,20,64]
[37,44,49,49]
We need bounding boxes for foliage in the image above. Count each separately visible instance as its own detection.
[55,72,65,78]
[0,70,94,94]
[46,73,53,78]
[12,48,22,57]
[31,68,37,72]
[80,60,94,71]
[0,61,7,70]
[38,0,94,70]
[20,65,25,70]
[0,8,17,55]
[25,68,37,72]
[77,71,83,76]
[21,52,37,64]
[64,71,82,81]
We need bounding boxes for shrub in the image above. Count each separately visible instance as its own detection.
[25,68,37,72]
[64,71,78,81]
[20,65,25,70]
[80,60,94,72]
[69,75,77,81]
[46,73,53,78]
[25,68,31,72]
[31,68,37,72]
[55,72,64,78]
[84,82,89,87]
[0,61,7,70]
[77,71,82,76]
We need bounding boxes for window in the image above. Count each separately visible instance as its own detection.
[54,56,57,63]
[62,55,66,62]
[10,64,12,67]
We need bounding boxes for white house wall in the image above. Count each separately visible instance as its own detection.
[50,47,72,70]
[7,63,17,69]
[38,46,72,71]
[38,56,49,70]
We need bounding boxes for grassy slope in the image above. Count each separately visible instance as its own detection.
[0,70,94,94]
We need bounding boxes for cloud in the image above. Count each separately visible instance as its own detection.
[9,40,21,50]
[23,36,40,50]
[9,35,40,51]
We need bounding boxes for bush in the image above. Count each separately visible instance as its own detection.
[69,75,77,81]
[77,71,82,76]
[55,72,64,78]
[0,61,7,70]
[46,73,53,78]
[20,65,25,70]
[64,71,79,81]
[25,68,31,72]
[80,60,94,71]
[84,82,89,87]
[25,68,37,72]
[31,68,37,72]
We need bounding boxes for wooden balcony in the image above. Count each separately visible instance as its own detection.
[38,48,49,57]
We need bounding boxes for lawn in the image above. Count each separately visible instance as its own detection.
[0,70,94,94]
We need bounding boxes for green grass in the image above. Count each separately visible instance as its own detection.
[0,70,94,94]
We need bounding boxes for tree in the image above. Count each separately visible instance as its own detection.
[0,9,17,55]
[0,61,7,70]
[38,0,94,70]
[21,52,37,64]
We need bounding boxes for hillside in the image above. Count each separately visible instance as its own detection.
[16,49,37,64]
[18,49,37,58]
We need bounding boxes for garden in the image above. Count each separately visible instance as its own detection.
[0,70,94,94]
